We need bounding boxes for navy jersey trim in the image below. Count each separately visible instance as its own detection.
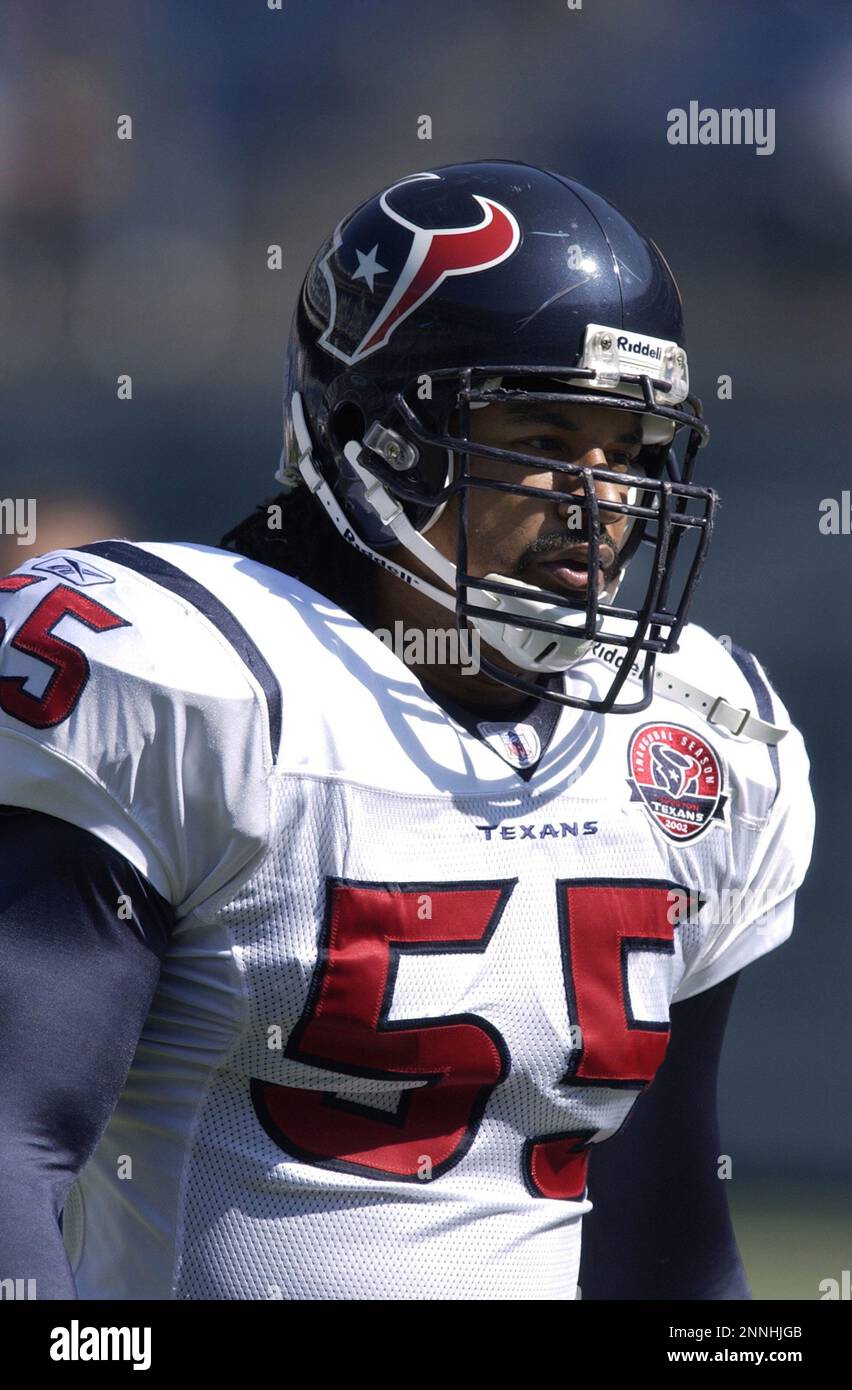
[729,641,780,802]
[81,541,282,760]
[421,672,564,782]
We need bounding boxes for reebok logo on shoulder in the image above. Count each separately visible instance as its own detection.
[32,556,115,586]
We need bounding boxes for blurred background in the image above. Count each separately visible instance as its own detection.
[1,0,849,1298]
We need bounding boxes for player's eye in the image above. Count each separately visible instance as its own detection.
[516,435,566,453]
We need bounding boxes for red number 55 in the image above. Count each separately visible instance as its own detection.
[252,876,679,1198]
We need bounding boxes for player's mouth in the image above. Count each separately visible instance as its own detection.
[534,543,615,595]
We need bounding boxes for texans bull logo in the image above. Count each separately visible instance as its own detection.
[318,171,521,365]
[627,723,727,844]
[650,745,703,799]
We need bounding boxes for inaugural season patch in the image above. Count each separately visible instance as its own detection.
[627,722,727,844]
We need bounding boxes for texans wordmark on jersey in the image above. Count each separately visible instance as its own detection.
[0,542,814,1299]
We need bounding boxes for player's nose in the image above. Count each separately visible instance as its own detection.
[554,448,626,527]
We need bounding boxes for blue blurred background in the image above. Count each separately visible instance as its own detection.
[1,0,849,1297]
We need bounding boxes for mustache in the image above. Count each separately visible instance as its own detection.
[516,530,621,582]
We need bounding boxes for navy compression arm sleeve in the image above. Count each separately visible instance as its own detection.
[578,971,751,1300]
[0,808,174,1299]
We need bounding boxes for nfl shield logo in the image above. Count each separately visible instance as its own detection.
[477,720,542,770]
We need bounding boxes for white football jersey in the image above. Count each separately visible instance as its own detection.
[0,541,814,1300]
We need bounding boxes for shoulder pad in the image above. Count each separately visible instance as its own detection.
[0,542,274,910]
[658,623,809,825]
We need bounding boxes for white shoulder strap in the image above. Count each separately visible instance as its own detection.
[651,665,788,745]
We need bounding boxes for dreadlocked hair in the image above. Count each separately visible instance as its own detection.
[219,483,378,625]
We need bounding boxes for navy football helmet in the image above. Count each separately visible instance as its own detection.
[279,159,716,713]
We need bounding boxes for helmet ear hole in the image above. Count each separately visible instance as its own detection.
[330,402,366,450]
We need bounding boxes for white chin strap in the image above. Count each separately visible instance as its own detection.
[286,392,598,674]
[283,393,787,744]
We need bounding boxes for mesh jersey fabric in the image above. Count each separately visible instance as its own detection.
[0,541,814,1299]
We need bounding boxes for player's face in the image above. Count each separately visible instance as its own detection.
[427,398,646,597]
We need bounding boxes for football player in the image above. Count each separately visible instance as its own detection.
[0,160,814,1300]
